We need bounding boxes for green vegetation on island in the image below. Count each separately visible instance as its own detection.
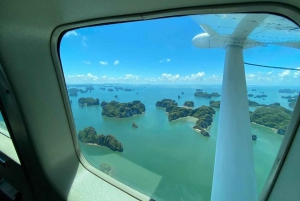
[156,99,178,112]
[168,107,192,121]
[209,100,220,108]
[184,101,194,107]
[194,91,220,98]
[101,100,145,118]
[255,94,267,98]
[250,106,292,135]
[167,105,215,137]
[278,89,299,93]
[68,88,87,96]
[78,126,123,152]
[86,86,94,91]
[209,100,280,108]
[281,94,298,108]
[78,97,100,106]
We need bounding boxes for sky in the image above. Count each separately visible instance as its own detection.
[60,14,300,85]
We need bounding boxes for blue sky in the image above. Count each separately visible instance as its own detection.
[60,15,300,85]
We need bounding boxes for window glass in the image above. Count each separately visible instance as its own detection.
[0,111,9,137]
[60,14,299,201]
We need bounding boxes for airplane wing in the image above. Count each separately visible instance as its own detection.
[192,13,300,48]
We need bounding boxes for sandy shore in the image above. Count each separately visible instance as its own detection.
[251,122,277,133]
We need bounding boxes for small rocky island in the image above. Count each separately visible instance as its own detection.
[168,106,215,137]
[78,97,100,106]
[156,99,178,112]
[78,126,123,152]
[209,100,220,108]
[278,89,299,93]
[281,94,298,108]
[86,86,94,91]
[125,88,133,91]
[194,91,220,98]
[156,99,215,137]
[255,94,267,98]
[68,87,87,96]
[101,100,145,118]
[250,106,292,135]
[132,122,138,128]
[184,101,194,107]
[209,100,280,108]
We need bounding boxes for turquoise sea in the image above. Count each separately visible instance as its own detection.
[68,85,297,201]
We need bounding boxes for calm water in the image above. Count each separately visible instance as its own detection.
[68,85,297,201]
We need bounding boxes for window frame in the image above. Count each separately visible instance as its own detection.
[49,3,300,200]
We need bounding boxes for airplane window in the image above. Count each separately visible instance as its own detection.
[59,14,300,201]
[0,111,9,137]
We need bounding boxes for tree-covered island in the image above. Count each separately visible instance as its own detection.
[184,101,194,107]
[255,94,267,98]
[170,106,215,137]
[86,86,94,91]
[209,100,290,134]
[101,100,145,118]
[78,126,123,152]
[209,100,280,108]
[278,89,299,93]
[78,97,100,106]
[194,91,220,98]
[156,99,178,112]
[250,106,292,135]
[156,99,215,137]
[68,88,87,96]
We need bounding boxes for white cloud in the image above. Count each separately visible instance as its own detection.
[267,71,273,75]
[278,70,290,78]
[159,58,171,63]
[124,74,139,80]
[207,74,222,83]
[83,61,91,65]
[145,78,157,82]
[86,73,98,80]
[65,31,78,37]
[161,73,180,81]
[294,67,300,78]
[82,36,87,47]
[99,61,108,65]
[158,71,205,82]
[183,72,205,81]
[114,60,120,65]
[68,73,98,81]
